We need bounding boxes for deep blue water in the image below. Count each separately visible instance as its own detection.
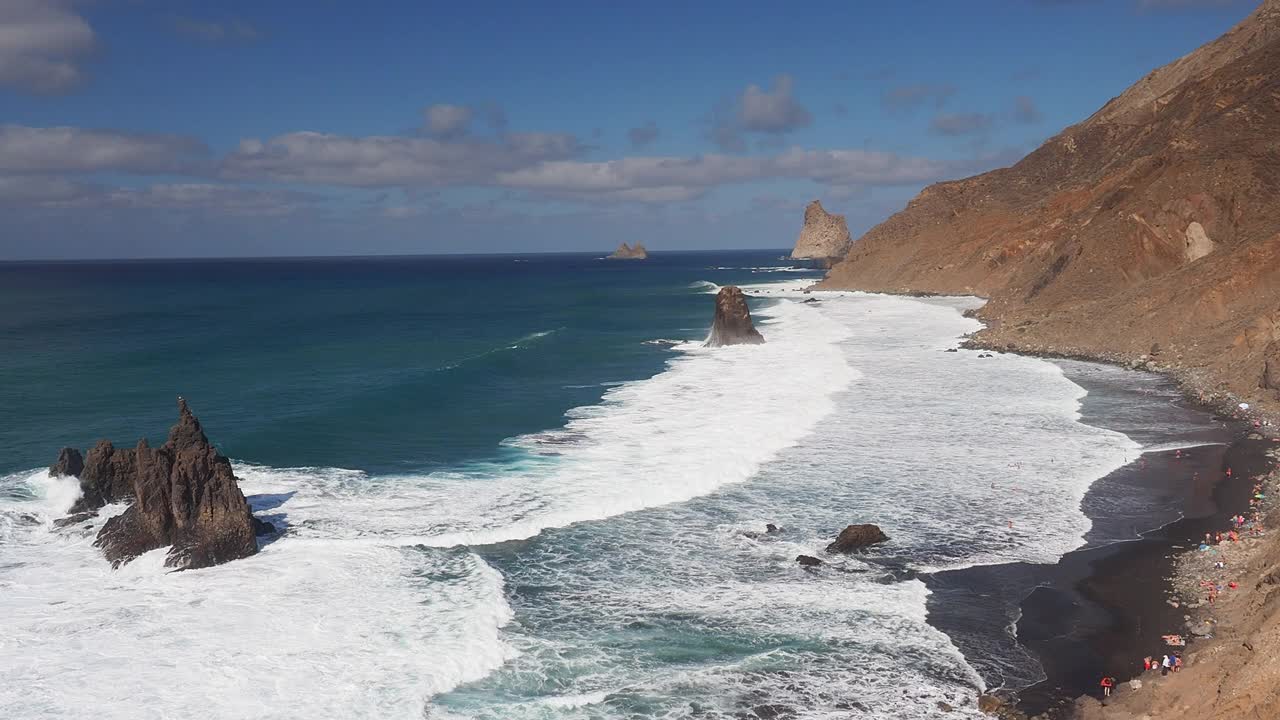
[0,251,807,476]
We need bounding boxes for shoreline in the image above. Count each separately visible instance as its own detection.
[916,348,1277,719]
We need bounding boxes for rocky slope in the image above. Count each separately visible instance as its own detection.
[607,242,648,260]
[791,200,852,262]
[705,286,765,346]
[819,0,1280,418]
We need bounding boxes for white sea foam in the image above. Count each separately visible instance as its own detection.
[0,469,516,720]
[0,288,858,719]
[235,297,857,549]
[1,282,1155,719]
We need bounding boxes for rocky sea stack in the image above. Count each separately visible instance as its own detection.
[705,286,765,347]
[607,242,648,260]
[791,200,852,263]
[54,398,270,570]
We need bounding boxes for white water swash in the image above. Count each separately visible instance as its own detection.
[1,280,1162,719]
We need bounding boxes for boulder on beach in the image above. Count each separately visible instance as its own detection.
[705,286,765,347]
[87,398,263,570]
[826,524,889,553]
[49,447,84,478]
[607,242,648,260]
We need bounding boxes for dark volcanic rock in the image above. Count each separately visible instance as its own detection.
[796,555,823,567]
[49,447,84,478]
[826,524,889,553]
[705,286,765,347]
[71,440,138,514]
[95,398,260,570]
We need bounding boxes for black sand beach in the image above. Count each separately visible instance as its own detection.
[918,359,1273,717]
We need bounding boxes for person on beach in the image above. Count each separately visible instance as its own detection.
[1101,676,1114,697]
[1173,654,1182,672]
[1143,656,1153,672]
[1161,655,1171,676]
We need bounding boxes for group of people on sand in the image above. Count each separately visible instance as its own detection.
[1097,459,1271,701]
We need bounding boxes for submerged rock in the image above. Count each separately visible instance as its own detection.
[705,286,765,347]
[826,524,889,553]
[71,440,138,514]
[796,555,823,567]
[49,447,84,478]
[94,398,261,570]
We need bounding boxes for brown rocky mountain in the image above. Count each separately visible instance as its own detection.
[820,0,1280,416]
[791,200,852,262]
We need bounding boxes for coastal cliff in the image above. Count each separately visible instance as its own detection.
[819,0,1280,420]
[814,2,1280,718]
[608,242,648,260]
[791,200,852,262]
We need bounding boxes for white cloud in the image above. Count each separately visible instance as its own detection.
[496,147,953,201]
[930,112,995,136]
[0,125,208,174]
[1014,96,1043,124]
[711,74,812,151]
[0,0,95,93]
[739,75,812,133]
[627,120,660,149]
[424,104,473,138]
[220,130,582,186]
[0,174,91,204]
[882,83,956,113]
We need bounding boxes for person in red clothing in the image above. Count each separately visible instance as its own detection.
[1101,676,1115,697]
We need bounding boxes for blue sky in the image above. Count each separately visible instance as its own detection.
[0,0,1259,259]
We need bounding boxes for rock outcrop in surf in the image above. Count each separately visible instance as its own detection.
[826,524,889,552]
[49,447,83,479]
[70,440,138,514]
[608,242,648,260]
[791,200,852,263]
[52,398,270,570]
[705,286,765,347]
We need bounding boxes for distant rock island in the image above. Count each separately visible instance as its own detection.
[791,200,851,263]
[607,242,648,260]
[705,286,765,347]
[50,398,273,570]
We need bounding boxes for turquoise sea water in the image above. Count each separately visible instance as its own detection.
[2,252,1206,720]
[0,252,797,475]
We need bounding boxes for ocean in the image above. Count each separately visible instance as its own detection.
[0,252,1222,719]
